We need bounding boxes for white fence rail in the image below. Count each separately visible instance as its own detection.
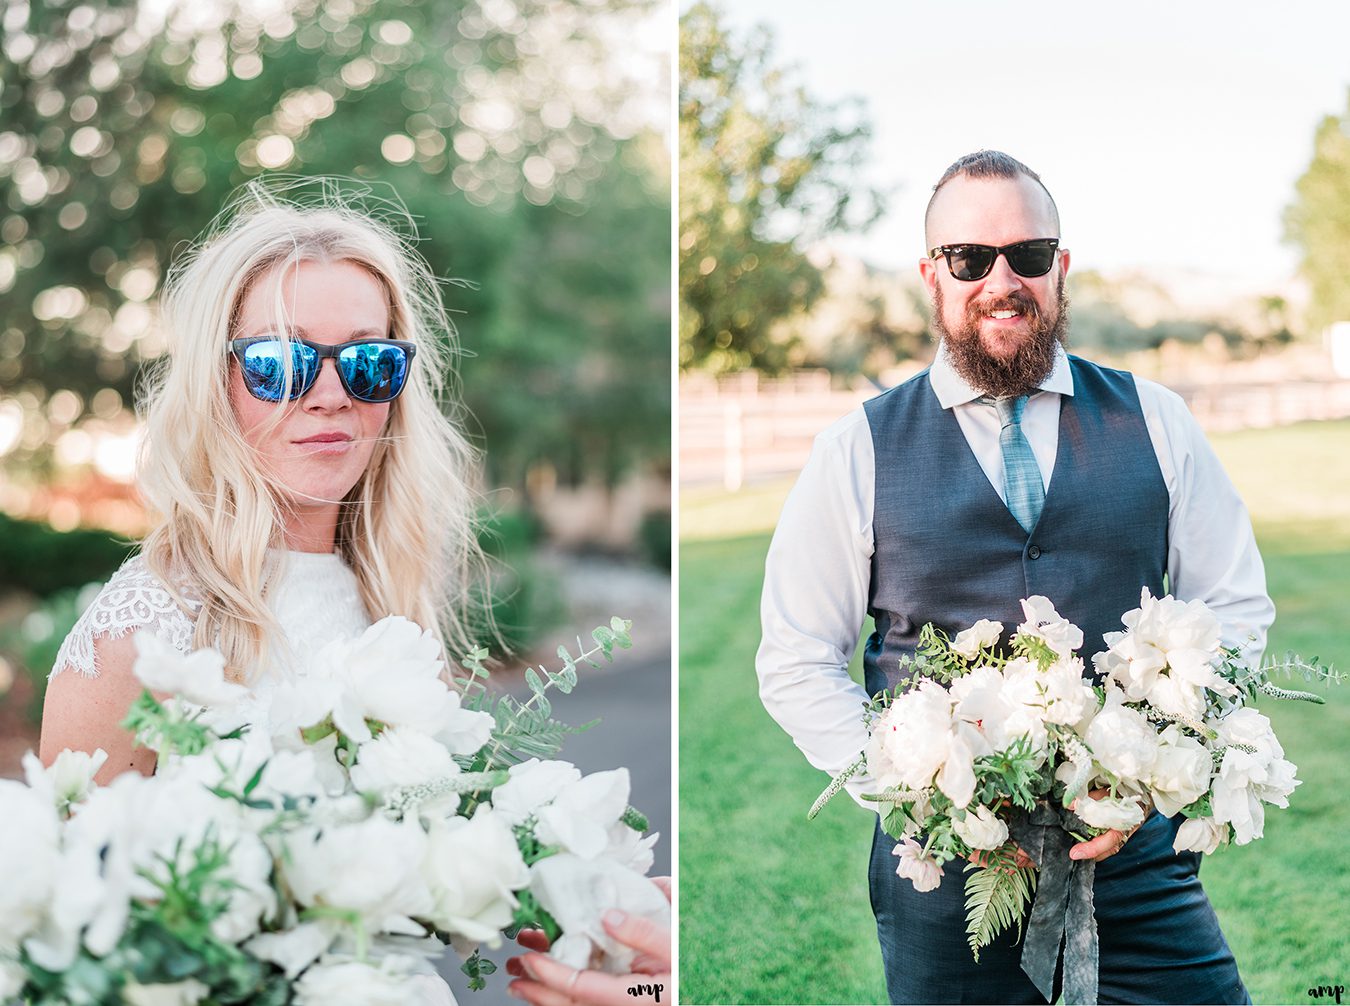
[680,371,1350,490]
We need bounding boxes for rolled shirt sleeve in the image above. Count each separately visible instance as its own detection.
[1136,378,1275,664]
[757,409,880,808]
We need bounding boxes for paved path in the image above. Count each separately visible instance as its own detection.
[435,643,672,1003]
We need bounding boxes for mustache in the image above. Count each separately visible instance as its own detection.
[973,293,1039,319]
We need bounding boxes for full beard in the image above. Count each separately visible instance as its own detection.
[933,278,1069,399]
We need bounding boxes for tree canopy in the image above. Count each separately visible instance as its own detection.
[0,0,668,491]
[1285,89,1350,335]
[678,1,881,375]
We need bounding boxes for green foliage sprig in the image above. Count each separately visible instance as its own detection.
[459,618,633,791]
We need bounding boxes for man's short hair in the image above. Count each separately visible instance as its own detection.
[924,150,1060,245]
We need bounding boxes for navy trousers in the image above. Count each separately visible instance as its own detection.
[868,813,1251,1005]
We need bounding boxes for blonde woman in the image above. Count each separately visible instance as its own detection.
[40,181,485,791]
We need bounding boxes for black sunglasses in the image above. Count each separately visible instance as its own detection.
[228,336,417,404]
[928,238,1060,282]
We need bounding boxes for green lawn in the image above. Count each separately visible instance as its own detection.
[678,419,1350,1005]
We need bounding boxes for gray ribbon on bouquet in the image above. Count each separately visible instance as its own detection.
[1008,803,1099,1006]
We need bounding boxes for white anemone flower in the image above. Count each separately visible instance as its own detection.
[951,619,1003,660]
[1016,596,1084,660]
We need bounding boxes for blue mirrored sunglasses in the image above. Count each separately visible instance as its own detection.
[227,336,417,404]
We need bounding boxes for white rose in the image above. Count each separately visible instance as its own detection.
[0,960,24,1000]
[423,808,530,943]
[1107,590,1234,708]
[492,759,584,826]
[1164,645,1237,700]
[1084,696,1159,782]
[293,955,421,1006]
[1074,793,1146,831]
[285,816,432,934]
[1037,658,1097,727]
[266,676,343,737]
[1146,674,1207,721]
[77,767,274,946]
[132,631,248,708]
[1016,596,1084,660]
[257,747,331,803]
[1173,817,1229,855]
[350,727,460,802]
[1118,589,1221,656]
[997,664,1054,758]
[121,979,210,1006]
[319,616,452,742]
[891,838,943,893]
[951,619,1003,660]
[61,773,269,958]
[1147,725,1213,817]
[935,729,977,809]
[20,835,104,972]
[160,731,269,794]
[952,805,1009,851]
[950,666,1011,752]
[604,824,660,874]
[1210,760,1266,845]
[872,681,955,793]
[246,922,336,979]
[1094,640,1164,703]
[1213,707,1282,770]
[865,727,908,795]
[23,748,106,814]
[537,769,632,860]
[529,855,671,974]
[1255,757,1300,808]
[0,780,60,954]
[432,691,495,756]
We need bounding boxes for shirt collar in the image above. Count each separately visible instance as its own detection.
[928,341,1074,409]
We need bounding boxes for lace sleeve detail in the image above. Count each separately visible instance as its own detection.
[50,555,201,679]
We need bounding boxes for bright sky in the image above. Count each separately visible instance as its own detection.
[712,0,1350,288]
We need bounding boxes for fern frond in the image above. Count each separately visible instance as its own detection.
[963,860,1036,962]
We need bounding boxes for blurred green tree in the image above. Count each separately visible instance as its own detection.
[0,0,667,491]
[678,1,882,375]
[1285,89,1350,335]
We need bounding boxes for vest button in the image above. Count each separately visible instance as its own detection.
[1028,544,1042,559]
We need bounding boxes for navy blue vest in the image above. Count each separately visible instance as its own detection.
[861,355,1169,697]
[861,358,1249,1004]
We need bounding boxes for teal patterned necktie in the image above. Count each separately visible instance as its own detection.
[986,395,1045,533]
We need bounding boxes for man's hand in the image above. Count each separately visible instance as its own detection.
[1068,789,1151,863]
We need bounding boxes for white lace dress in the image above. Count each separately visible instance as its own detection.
[52,550,370,682]
[51,550,456,1005]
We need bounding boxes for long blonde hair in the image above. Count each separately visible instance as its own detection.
[138,179,485,681]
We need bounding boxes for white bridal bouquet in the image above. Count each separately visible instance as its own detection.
[0,616,667,1006]
[810,590,1336,1001]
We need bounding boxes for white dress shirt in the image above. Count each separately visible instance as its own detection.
[756,344,1275,808]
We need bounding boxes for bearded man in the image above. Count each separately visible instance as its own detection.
[756,150,1271,1004]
